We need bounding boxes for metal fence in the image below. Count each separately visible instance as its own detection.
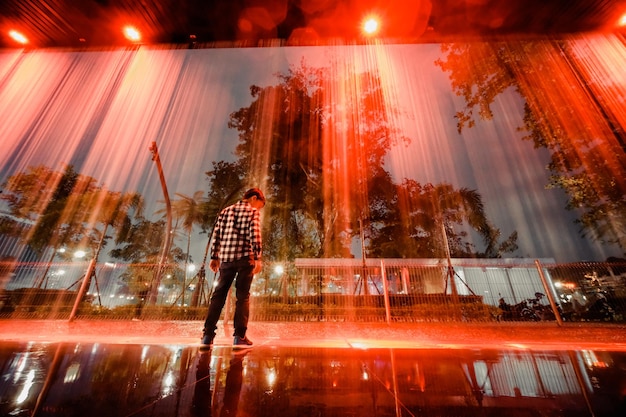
[1,258,624,323]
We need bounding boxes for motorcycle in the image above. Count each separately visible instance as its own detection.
[498,293,554,321]
[579,291,616,321]
[558,289,616,322]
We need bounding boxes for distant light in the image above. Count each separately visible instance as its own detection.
[187,264,196,272]
[8,30,28,45]
[619,13,626,27]
[74,250,86,259]
[266,369,276,387]
[362,17,379,35]
[123,26,141,42]
[16,369,35,404]
[274,264,284,275]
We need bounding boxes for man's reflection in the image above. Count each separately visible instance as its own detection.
[220,351,248,417]
[191,351,213,417]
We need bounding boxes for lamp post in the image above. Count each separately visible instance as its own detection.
[149,141,172,304]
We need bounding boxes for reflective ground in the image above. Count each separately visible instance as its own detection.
[1,322,625,416]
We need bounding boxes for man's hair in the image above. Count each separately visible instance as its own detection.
[243,188,265,203]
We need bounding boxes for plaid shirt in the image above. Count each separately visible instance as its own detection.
[210,200,262,262]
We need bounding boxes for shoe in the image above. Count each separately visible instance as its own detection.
[201,334,214,348]
[233,335,253,349]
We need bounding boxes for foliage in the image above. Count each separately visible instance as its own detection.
[208,59,515,261]
[158,190,209,287]
[435,40,626,253]
[369,180,517,258]
[1,165,98,254]
[111,219,186,295]
[1,164,146,261]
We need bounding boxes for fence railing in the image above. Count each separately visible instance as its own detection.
[1,258,624,323]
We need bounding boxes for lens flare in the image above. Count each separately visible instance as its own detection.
[362,17,379,35]
[8,30,28,44]
[123,25,141,42]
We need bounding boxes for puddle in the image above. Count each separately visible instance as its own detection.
[0,342,624,416]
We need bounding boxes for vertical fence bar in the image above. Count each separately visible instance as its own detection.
[535,259,564,326]
[380,260,391,324]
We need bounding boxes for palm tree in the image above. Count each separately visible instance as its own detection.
[68,188,143,320]
[169,191,208,306]
[417,182,495,300]
[0,165,100,288]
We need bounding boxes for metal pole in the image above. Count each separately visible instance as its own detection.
[149,141,172,304]
[569,351,597,417]
[441,221,459,303]
[68,258,96,321]
[535,259,564,326]
[359,217,369,295]
[380,260,391,324]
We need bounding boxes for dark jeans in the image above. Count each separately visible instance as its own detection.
[203,258,254,338]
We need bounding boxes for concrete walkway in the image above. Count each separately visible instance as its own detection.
[1,319,626,351]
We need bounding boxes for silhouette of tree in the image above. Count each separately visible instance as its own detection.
[206,59,517,261]
[167,191,208,304]
[1,165,100,287]
[224,59,409,260]
[1,165,97,257]
[111,216,185,296]
[157,191,207,267]
[435,40,626,253]
[370,180,517,258]
[67,187,144,294]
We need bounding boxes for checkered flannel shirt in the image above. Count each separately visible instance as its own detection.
[210,200,262,262]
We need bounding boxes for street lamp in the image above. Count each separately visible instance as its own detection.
[123,25,141,42]
[362,17,380,35]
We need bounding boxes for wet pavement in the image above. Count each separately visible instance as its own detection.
[1,320,625,416]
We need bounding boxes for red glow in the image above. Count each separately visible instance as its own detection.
[362,16,379,35]
[123,25,141,42]
[8,30,28,45]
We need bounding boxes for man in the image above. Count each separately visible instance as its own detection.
[201,188,265,348]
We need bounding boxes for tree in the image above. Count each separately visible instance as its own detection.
[207,58,517,262]
[224,59,409,260]
[68,187,144,295]
[110,216,185,298]
[168,191,208,304]
[1,165,97,256]
[435,40,626,254]
[369,180,517,259]
[1,165,99,287]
